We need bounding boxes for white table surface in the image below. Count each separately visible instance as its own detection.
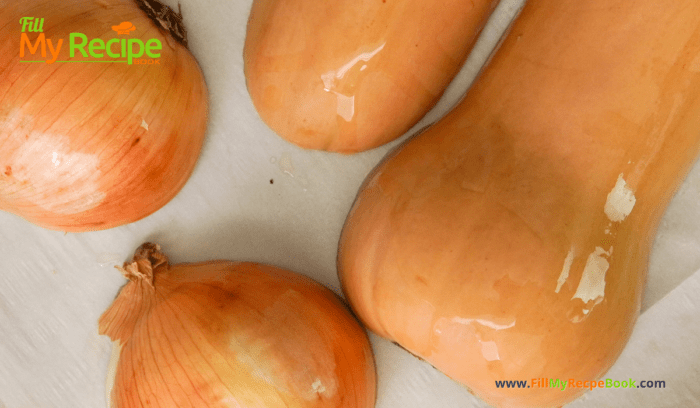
[1,0,699,407]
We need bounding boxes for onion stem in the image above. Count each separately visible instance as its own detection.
[134,0,188,47]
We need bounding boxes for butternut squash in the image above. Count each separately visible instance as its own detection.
[337,0,700,407]
[243,0,499,153]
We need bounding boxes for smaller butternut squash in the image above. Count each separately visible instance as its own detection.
[338,0,700,407]
[243,0,499,153]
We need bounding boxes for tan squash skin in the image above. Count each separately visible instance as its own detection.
[243,0,499,153]
[338,0,700,407]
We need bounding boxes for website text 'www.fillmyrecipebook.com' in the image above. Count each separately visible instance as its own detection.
[495,378,666,391]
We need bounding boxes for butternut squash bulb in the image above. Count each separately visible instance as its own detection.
[338,0,700,407]
[243,0,499,153]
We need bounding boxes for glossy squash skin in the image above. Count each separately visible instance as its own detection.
[243,0,499,153]
[337,0,700,407]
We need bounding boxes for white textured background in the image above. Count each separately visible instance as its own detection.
[1,0,699,407]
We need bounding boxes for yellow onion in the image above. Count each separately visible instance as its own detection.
[99,243,377,408]
[0,0,208,231]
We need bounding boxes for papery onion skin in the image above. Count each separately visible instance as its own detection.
[0,0,208,231]
[99,243,377,408]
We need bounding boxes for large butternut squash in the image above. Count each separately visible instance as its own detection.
[338,0,700,407]
[243,0,499,153]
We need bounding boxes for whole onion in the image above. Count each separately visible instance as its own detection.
[0,0,208,231]
[99,243,377,408]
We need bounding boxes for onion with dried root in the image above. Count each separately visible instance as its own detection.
[99,243,377,408]
[0,0,208,231]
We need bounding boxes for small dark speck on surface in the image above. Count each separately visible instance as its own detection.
[270,179,274,184]
[3,166,11,176]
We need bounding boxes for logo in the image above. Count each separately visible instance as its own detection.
[19,17,162,65]
[112,22,137,35]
